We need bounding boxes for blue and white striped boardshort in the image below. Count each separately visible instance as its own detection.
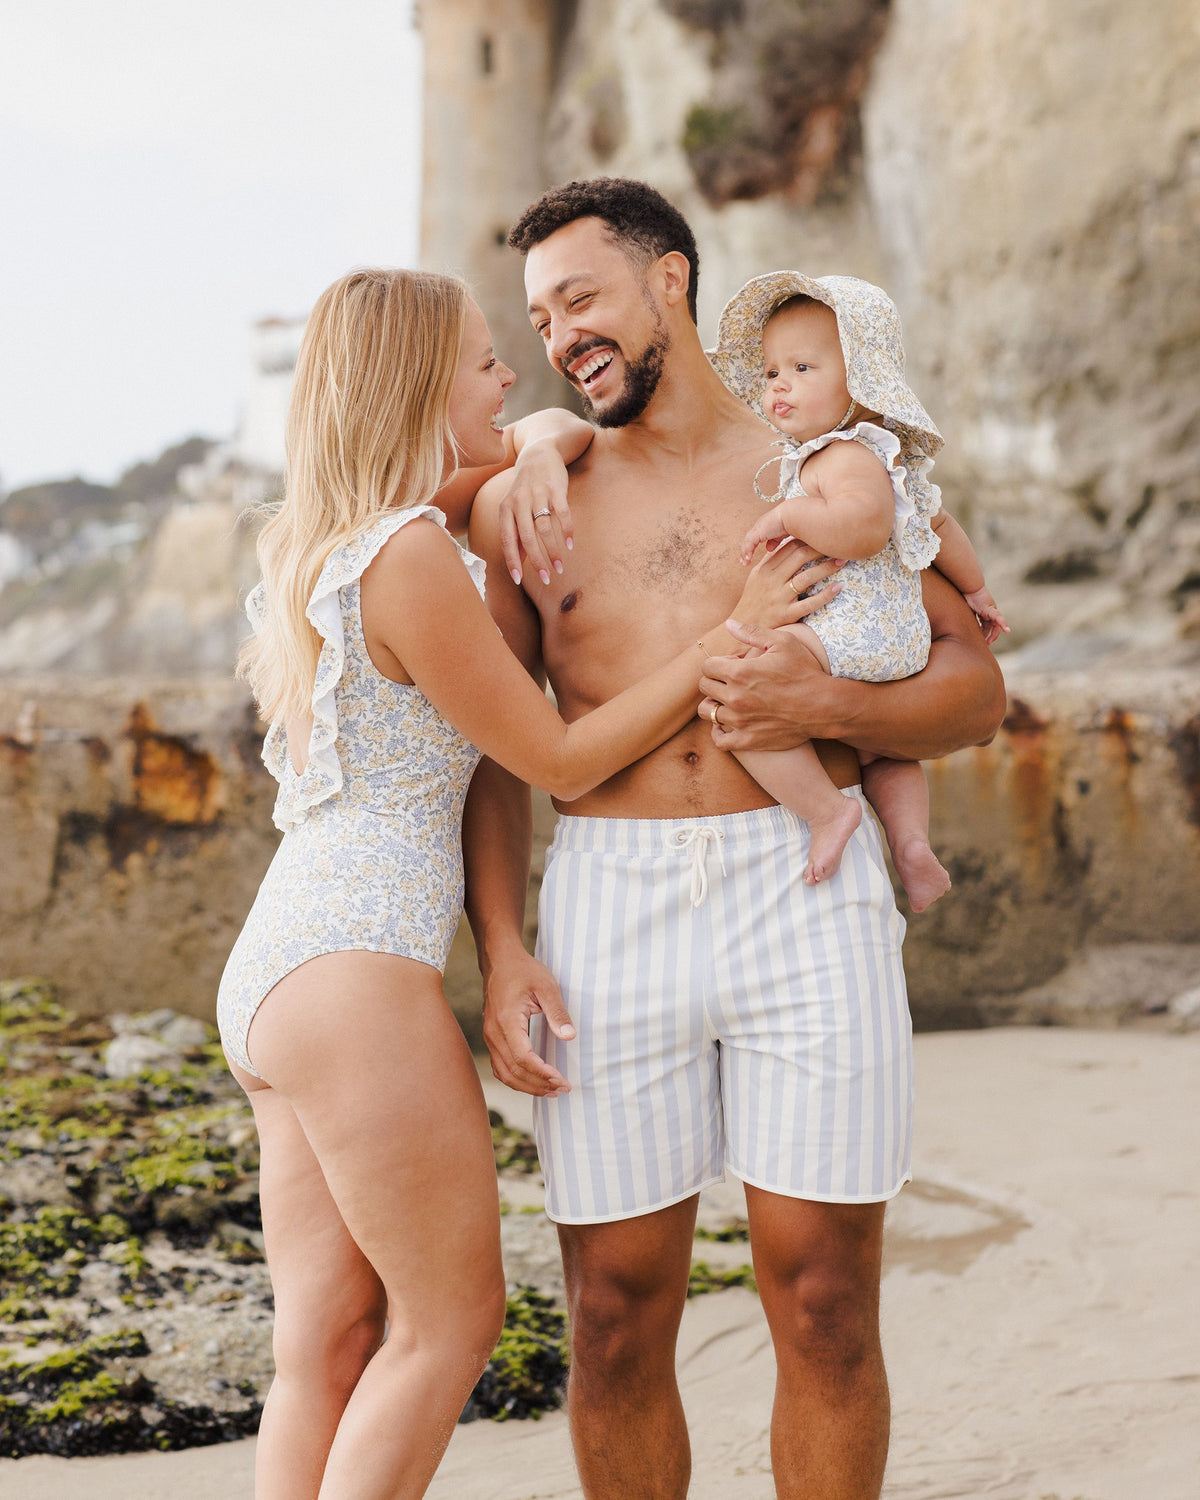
[530,792,913,1224]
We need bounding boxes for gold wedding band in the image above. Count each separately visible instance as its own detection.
[532,507,552,520]
[790,575,804,597]
[710,703,722,727]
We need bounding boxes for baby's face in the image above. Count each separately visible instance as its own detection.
[761,301,852,443]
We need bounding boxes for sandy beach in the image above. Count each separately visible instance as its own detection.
[4,1025,1197,1500]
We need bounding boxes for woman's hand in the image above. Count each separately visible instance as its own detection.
[731,541,843,633]
[497,440,575,587]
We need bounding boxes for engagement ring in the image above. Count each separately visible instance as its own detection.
[532,508,552,520]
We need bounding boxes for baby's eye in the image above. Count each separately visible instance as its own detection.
[763,368,778,380]
[793,363,810,373]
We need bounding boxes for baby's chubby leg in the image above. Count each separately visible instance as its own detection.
[859,756,951,912]
[733,624,861,885]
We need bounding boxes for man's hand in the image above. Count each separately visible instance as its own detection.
[699,619,842,751]
[483,950,575,1098]
[497,440,575,588]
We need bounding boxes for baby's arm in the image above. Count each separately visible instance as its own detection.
[740,441,894,563]
[930,512,1010,645]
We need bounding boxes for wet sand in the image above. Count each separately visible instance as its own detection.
[5,1027,1198,1499]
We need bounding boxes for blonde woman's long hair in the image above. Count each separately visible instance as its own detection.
[238,267,470,724]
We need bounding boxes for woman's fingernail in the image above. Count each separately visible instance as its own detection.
[566,537,573,551]
[511,569,522,586]
[560,1024,576,1039]
[539,569,551,585]
[554,560,564,574]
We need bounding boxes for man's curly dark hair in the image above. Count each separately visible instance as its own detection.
[507,177,700,324]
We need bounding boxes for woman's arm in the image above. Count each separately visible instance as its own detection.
[698,568,1007,760]
[433,406,594,535]
[362,518,806,802]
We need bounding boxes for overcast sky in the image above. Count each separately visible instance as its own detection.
[0,0,422,491]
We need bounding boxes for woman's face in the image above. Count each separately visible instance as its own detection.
[448,301,515,468]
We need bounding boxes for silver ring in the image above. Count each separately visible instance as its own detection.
[532,508,552,521]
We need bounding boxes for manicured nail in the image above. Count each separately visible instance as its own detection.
[560,1024,576,1039]
[726,618,743,630]
[511,568,522,586]
[566,537,573,551]
[539,569,550,585]
[553,560,563,574]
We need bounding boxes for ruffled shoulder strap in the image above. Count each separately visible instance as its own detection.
[774,421,940,572]
[256,505,486,832]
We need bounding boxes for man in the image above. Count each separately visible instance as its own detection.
[463,178,1005,1500]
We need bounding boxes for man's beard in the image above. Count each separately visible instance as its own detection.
[579,319,670,429]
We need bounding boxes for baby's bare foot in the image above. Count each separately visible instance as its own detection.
[894,838,951,912]
[804,795,863,885]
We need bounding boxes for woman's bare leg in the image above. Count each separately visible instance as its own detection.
[735,624,861,883]
[244,951,506,1500]
[859,756,951,912]
[231,1065,387,1500]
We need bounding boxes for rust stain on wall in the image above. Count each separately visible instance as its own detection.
[125,704,221,826]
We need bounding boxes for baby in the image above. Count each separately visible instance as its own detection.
[711,272,1007,910]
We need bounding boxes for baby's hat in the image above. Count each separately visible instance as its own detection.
[709,270,943,456]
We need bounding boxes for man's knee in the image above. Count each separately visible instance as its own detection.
[568,1275,683,1380]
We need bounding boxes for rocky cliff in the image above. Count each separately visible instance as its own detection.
[533,0,1200,658]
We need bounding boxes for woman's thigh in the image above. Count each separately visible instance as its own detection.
[245,1082,387,1364]
[246,951,504,1330]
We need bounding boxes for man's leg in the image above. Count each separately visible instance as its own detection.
[746,1186,889,1500]
[558,1196,699,1500]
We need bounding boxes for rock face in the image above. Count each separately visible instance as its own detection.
[2,673,1197,1033]
[433,0,1200,656]
[0,680,278,1025]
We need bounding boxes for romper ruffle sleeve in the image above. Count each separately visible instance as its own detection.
[248,505,486,834]
[776,421,941,573]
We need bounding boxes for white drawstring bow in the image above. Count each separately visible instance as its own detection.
[669,826,727,907]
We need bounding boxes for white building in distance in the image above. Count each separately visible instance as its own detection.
[234,316,307,474]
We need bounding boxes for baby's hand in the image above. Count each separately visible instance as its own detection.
[963,586,1010,647]
[739,506,792,564]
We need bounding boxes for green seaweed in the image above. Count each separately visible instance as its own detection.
[466,1287,569,1422]
[687,1259,758,1296]
[694,1220,751,1243]
[488,1111,540,1175]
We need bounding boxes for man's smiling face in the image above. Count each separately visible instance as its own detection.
[524,217,670,428]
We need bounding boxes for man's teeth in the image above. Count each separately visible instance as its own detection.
[576,350,613,382]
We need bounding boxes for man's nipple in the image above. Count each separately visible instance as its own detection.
[559,590,581,613]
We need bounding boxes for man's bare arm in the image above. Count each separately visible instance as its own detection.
[699,568,1007,761]
[462,473,576,1096]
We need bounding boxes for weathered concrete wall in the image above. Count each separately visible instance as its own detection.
[0,680,278,1026]
[3,673,1197,1037]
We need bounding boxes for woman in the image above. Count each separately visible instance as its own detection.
[217,267,826,1499]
